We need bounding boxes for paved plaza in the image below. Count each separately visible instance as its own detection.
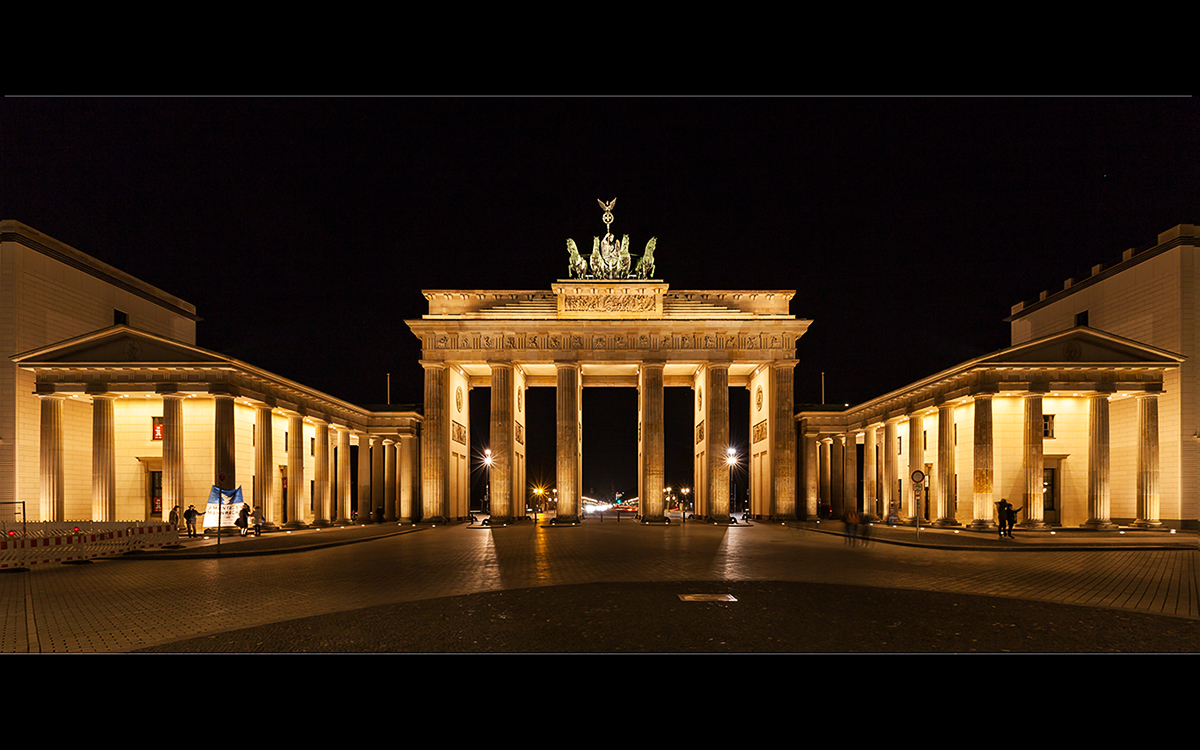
[2,516,1197,654]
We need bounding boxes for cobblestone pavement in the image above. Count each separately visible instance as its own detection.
[2,517,1197,653]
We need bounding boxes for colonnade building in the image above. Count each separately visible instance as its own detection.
[2,221,419,528]
[799,223,1197,530]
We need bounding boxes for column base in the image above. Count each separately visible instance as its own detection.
[1130,519,1164,528]
[283,521,309,530]
[334,517,356,525]
[311,519,332,528]
[932,519,962,527]
[1017,520,1052,529]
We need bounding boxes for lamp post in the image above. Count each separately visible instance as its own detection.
[483,448,492,514]
[726,446,739,514]
[681,486,690,522]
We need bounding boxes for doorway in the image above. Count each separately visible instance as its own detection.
[1043,463,1059,525]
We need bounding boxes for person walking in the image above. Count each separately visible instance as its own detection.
[251,506,264,536]
[236,504,250,537]
[183,504,200,538]
[168,505,181,531]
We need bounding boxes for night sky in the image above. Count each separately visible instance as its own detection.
[3,97,1198,501]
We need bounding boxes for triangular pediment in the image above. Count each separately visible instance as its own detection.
[12,326,227,366]
[982,327,1185,366]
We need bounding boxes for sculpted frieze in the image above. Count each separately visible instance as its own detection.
[422,327,794,356]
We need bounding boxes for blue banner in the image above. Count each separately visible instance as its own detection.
[203,486,245,528]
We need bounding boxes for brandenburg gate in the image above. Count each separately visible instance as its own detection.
[405,202,811,525]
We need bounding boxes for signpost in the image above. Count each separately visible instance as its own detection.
[911,470,925,541]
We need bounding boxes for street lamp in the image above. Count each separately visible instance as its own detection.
[726,446,740,512]
[483,448,492,514]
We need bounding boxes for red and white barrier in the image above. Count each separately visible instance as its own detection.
[0,523,178,569]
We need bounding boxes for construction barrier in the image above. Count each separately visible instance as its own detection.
[0,523,178,569]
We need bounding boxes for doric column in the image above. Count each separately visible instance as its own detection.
[254,405,274,526]
[883,419,898,520]
[907,412,923,522]
[1021,392,1045,527]
[831,434,845,518]
[934,402,957,526]
[970,394,995,529]
[490,363,515,524]
[420,362,447,523]
[1083,393,1115,528]
[312,420,330,526]
[639,361,666,523]
[818,438,831,510]
[398,433,416,523]
[1134,393,1162,527]
[863,425,877,518]
[213,393,236,494]
[90,392,116,522]
[160,390,186,526]
[38,393,65,522]
[384,438,397,522]
[336,427,354,524]
[842,432,858,516]
[356,431,372,523]
[286,412,305,527]
[802,430,819,519]
[771,361,797,520]
[555,362,582,524]
[706,363,731,523]
[371,435,384,523]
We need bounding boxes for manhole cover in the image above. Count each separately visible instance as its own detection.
[678,594,737,602]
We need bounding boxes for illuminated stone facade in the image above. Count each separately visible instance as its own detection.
[799,223,1197,530]
[3,221,419,527]
[406,281,810,523]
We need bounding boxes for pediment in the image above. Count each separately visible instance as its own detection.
[12,326,226,366]
[983,327,1184,366]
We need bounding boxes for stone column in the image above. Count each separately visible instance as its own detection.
[1082,393,1115,528]
[160,390,186,526]
[1134,393,1162,527]
[883,419,898,520]
[312,420,330,526]
[771,361,797,520]
[971,394,995,529]
[555,362,582,524]
[286,413,305,528]
[90,393,116,522]
[1021,393,1045,527]
[337,427,354,524]
[846,432,860,515]
[935,402,957,526]
[706,363,731,523]
[254,405,274,526]
[371,435,384,523]
[384,438,397,522]
[802,430,819,519]
[398,434,415,523]
[818,438,831,511]
[37,393,65,522]
[421,362,446,523]
[490,363,515,524]
[907,413,923,522]
[639,361,666,523]
[214,393,236,495]
[356,431,372,523]
[831,434,845,518]
[863,425,877,518]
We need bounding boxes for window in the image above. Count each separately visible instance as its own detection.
[1043,414,1055,438]
[152,416,163,440]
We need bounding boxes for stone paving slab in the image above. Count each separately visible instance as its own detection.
[2,515,1197,654]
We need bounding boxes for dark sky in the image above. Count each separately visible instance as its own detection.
[4,97,1198,499]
